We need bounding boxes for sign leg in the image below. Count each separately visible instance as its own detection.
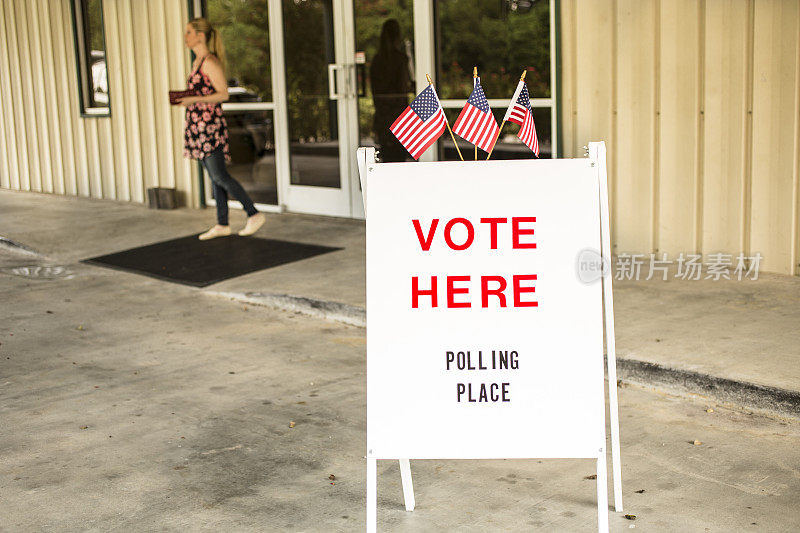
[398,459,415,511]
[607,347,623,512]
[367,457,377,533]
[591,140,624,512]
[596,455,610,533]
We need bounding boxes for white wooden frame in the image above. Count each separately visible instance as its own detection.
[269,0,361,218]
[358,141,622,532]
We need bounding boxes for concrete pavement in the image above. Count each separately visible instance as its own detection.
[2,189,800,531]
[1,189,798,415]
[1,224,799,531]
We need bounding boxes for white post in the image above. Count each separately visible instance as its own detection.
[398,459,415,511]
[412,0,437,162]
[367,457,377,533]
[590,141,623,512]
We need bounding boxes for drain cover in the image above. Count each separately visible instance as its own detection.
[0,236,74,280]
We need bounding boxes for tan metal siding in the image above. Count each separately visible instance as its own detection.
[27,0,51,194]
[38,0,65,195]
[118,0,146,203]
[0,3,16,190]
[573,0,614,168]
[615,0,656,255]
[795,9,800,277]
[658,1,701,256]
[4,0,29,191]
[53,0,80,197]
[166,1,195,205]
[750,0,799,275]
[702,0,749,257]
[149,0,177,192]
[20,0,43,193]
[104,0,131,201]
[561,0,800,275]
[0,0,196,206]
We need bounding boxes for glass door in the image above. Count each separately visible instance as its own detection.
[193,0,555,218]
[275,0,361,218]
[201,0,280,212]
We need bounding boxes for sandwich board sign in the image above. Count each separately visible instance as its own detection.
[360,142,622,532]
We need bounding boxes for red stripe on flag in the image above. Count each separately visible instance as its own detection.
[454,103,498,152]
[407,109,446,159]
[516,109,539,157]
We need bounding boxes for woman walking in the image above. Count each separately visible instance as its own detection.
[178,17,265,240]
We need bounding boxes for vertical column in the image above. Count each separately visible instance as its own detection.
[750,0,799,274]
[413,0,436,162]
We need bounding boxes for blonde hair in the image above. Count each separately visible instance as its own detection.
[189,17,226,73]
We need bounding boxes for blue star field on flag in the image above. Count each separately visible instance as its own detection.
[390,84,447,160]
[409,86,440,120]
[516,84,531,110]
[466,83,491,112]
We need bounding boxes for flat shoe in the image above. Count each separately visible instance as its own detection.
[198,226,231,240]
[238,213,266,236]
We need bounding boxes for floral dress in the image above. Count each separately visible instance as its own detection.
[183,55,230,161]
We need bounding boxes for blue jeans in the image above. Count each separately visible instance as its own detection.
[201,146,258,226]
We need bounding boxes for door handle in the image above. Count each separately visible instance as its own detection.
[328,64,342,100]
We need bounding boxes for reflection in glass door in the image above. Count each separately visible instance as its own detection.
[282,0,341,188]
[353,0,415,163]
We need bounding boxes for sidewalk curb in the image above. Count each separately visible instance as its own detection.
[207,291,366,328]
[616,358,800,418]
[212,289,800,418]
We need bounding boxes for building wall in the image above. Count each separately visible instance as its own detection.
[560,0,800,275]
[1,0,799,275]
[0,0,198,207]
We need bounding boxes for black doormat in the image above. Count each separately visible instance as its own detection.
[83,235,342,287]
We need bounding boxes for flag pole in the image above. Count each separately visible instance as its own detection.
[486,70,527,161]
[473,66,478,161]
[485,121,506,161]
[427,74,463,161]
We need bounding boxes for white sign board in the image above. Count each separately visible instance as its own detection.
[366,159,606,461]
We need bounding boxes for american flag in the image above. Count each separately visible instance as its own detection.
[503,80,539,157]
[452,78,499,153]
[390,85,447,160]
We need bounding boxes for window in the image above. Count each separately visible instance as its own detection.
[205,0,278,205]
[435,0,554,159]
[70,0,110,115]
